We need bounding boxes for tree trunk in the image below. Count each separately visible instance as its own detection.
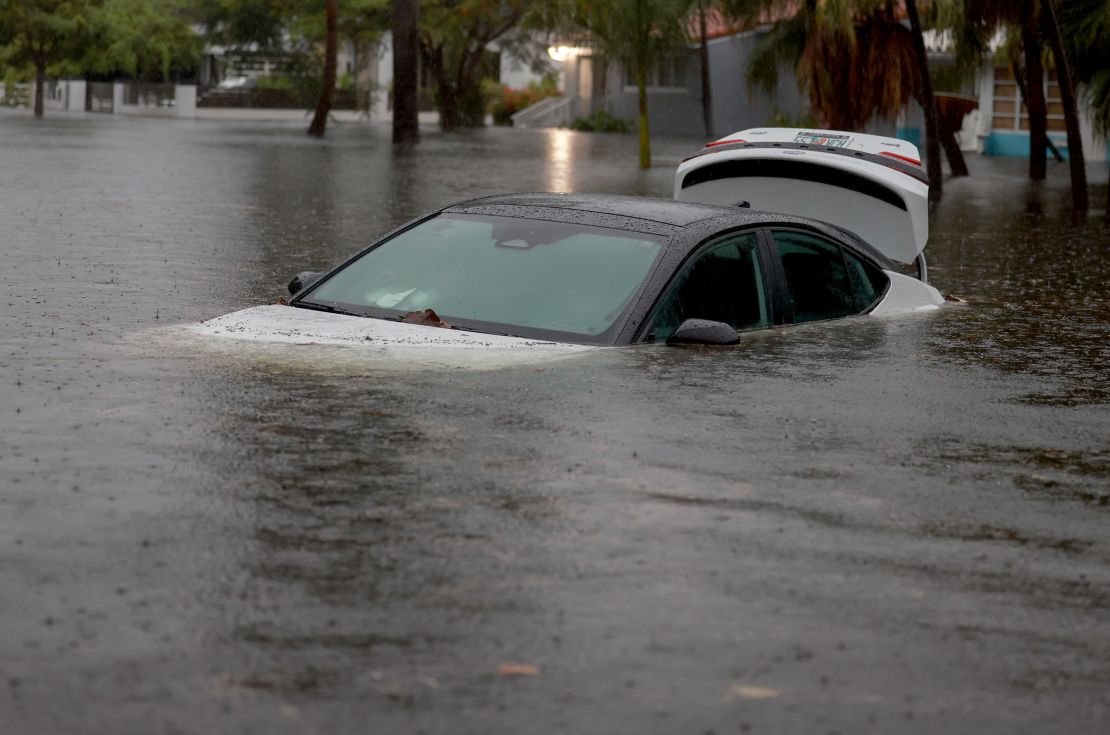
[1042,0,1088,211]
[391,0,420,144]
[1021,4,1047,180]
[308,0,338,137]
[698,2,712,139]
[905,0,942,201]
[1011,58,1065,161]
[937,114,970,176]
[596,54,609,110]
[34,63,45,119]
[438,82,458,132]
[637,65,650,169]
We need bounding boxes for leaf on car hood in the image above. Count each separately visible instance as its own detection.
[401,308,452,329]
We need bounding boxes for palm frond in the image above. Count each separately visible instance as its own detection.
[1085,68,1110,137]
[745,13,806,96]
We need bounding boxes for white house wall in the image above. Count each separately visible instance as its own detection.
[371,34,392,122]
[499,46,553,90]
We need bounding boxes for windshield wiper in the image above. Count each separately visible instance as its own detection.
[296,302,474,334]
[293,301,365,318]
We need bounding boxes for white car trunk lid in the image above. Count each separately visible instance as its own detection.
[674,128,929,264]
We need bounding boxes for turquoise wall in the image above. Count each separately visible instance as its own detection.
[895,128,1110,162]
[895,127,921,149]
[982,131,1110,161]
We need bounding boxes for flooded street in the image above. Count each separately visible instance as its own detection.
[1,112,1108,733]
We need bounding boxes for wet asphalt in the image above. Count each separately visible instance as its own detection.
[1,110,1108,733]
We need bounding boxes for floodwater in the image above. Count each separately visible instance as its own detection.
[1,111,1108,733]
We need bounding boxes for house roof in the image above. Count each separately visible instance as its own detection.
[692,7,789,42]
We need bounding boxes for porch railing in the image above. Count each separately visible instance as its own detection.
[512,96,579,128]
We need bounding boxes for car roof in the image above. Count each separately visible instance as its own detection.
[444,192,896,269]
[445,192,749,228]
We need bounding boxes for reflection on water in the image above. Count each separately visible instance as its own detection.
[1,114,1109,732]
[545,128,574,192]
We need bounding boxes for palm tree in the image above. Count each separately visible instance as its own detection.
[906,0,944,200]
[1061,0,1109,211]
[740,0,946,196]
[563,0,691,168]
[962,0,1090,205]
[1041,0,1088,210]
[964,0,1049,179]
[744,2,894,129]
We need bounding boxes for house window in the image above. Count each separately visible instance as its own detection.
[991,66,1066,133]
[624,53,689,90]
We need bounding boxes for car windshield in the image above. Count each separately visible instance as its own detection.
[300,213,665,341]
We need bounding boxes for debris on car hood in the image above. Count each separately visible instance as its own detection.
[401,308,452,329]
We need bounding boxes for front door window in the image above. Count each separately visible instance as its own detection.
[644,232,769,342]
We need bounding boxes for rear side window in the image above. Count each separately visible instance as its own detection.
[843,250,889,310]
[771,231,856,323]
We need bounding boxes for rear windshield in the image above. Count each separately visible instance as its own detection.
[300,214,665,341]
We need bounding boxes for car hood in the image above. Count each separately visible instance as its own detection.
[191,305,595,351]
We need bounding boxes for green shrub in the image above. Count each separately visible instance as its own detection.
[569,110,630,133]
[256,75,293,91]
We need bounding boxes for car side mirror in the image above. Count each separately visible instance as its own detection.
[666,319,740,346]
[288,271,325,296]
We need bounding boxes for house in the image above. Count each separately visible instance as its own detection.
[549,18,805,139]
[965,63,1108,162]
[369,33,553,124]
[547,16,1109,163]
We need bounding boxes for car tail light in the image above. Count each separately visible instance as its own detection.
[705,138,748,148]
[881,151,922,166]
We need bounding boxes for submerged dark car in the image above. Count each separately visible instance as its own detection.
[203,192,940,350]
[198,127,943,349]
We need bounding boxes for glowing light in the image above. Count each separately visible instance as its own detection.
[547,46,586,62]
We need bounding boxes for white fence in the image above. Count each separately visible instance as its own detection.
[1,80,197,118]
